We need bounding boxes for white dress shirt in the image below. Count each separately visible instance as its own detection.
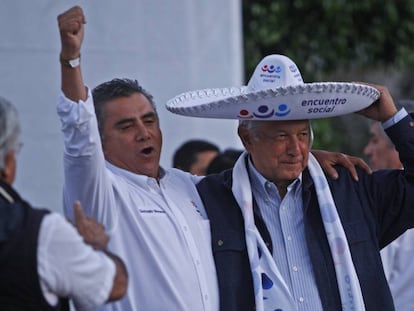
[38,213,115,311]
[381,230,414,311]
[57,90,219,311]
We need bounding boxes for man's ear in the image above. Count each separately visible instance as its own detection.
[1,151,15,185]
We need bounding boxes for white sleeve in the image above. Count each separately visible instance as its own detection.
[37,213,116,311]
[381,229,414,310]
[57,90,118,231]
[382,108,408,129]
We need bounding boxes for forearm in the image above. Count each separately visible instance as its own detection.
[58,5,87,102]
[103,251,128,301]
[38,214,122,309]
[61,64,87,102]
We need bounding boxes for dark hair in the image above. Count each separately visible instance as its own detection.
[172,139,219,172]
[92,78,156,137]
[206,148,242,174]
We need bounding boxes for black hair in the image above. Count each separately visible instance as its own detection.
[172,139,219,172]
[206,149,242,174]
[92,78,156,137]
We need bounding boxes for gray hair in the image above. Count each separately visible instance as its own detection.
[239,119,314,146]
[239,119,258,130]
[0,96,20,170]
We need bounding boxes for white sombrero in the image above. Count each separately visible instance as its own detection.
[166,54,380,120]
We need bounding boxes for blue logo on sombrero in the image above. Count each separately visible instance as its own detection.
[275,104,291,117]
[275,65,282,73]
[253,105,274,118]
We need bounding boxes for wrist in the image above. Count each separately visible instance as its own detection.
[60,53,81,68]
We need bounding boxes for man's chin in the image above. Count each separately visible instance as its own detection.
[139,165,160,179]
[281,171,302,181]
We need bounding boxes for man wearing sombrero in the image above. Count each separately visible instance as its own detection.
[168,55,414,310]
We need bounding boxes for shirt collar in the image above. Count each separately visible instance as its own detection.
[105,160,165,186]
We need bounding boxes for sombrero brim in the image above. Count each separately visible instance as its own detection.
[166,82,380,120]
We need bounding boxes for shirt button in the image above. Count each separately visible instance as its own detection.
[292,266,298,272]
[287,236,292,241]
[218,240,224,246]
[299,297,305,303]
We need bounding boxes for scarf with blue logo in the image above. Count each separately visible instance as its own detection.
[232,152,365,311]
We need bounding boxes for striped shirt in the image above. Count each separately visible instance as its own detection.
[248,158,323,311]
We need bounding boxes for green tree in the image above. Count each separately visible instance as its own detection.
[242,0,414,154]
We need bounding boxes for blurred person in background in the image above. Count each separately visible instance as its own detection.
[364,99,414,170]
[364,99,414,311]
[0,96,127,310]
[206,148,242,174]
[173,139,220,175]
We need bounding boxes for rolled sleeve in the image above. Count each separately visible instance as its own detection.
[56,89,100,157]
[37,213,116,310]
[382,108,408,129]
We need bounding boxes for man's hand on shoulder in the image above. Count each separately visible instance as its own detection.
[312,149,372,181]
[73,201,109,251]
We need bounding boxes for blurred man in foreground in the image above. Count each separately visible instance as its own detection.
[0,96,127,310]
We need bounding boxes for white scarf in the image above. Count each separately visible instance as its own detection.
[231,152,365,310]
